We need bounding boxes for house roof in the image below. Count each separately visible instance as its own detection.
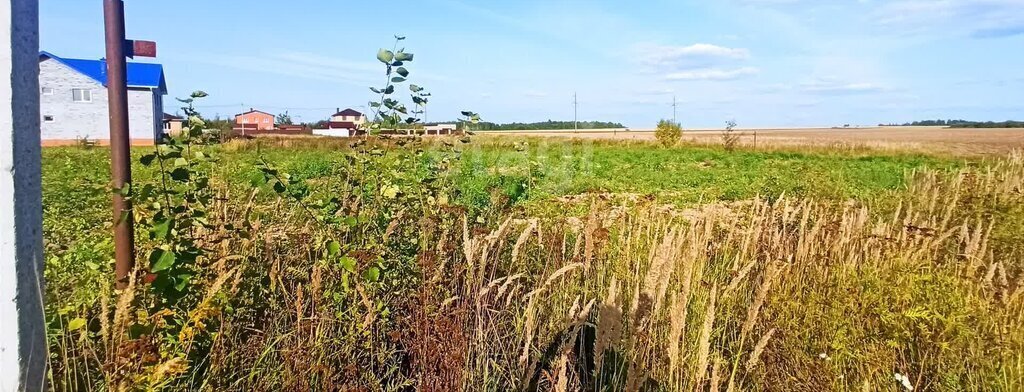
[163,113,184,121]
[333,108,363,117]
[39,51,167,94]
[235,109,274,117]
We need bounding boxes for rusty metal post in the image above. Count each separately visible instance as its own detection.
[104,0,135,289]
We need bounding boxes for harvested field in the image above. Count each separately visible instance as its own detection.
[487,126,1024,156]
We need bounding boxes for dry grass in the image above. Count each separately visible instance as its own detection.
[46,149,1024,391]
[490,126,1024,156]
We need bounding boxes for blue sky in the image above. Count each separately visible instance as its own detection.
[41,0,1024,128]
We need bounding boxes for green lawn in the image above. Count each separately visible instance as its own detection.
[43,139,966,222]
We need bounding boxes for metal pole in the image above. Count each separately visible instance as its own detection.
[573,92,578,133]
[104,0,135,289]
[672,95,677,124]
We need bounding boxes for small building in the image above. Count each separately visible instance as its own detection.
[39,51,167,144]
[425,124,457,135]
[234,109,275,132]
[163,113,184,135]
[273,124,310,135]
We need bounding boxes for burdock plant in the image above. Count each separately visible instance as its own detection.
[655,119,682,147]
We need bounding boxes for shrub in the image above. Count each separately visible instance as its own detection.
[655,119,682,147]
[722,120,740,151]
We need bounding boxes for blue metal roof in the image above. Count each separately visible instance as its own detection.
[39,51,167,94]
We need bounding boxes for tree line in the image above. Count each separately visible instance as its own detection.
[432,120,625,131]
[880,119,1024,128]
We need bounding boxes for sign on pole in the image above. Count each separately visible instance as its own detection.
[125,39,156,58]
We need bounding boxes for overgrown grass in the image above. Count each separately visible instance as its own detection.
[41,137,1022,391]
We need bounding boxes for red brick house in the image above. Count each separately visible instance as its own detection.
[234,108,274,131]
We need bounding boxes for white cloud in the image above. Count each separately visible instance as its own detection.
[800,79,888,94]
[665,67,759,81]
[636,43,751,71]
[523,90,549,98]
[634,87,676,96]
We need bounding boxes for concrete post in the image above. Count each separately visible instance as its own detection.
[0,0,46,391]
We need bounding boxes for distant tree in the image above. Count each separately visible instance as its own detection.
[276,111,293,125]
[655,119,682,147]
[466,120,625,131]
[202,115,233,132]
[893,119,1022,128]
[307,120,329,129]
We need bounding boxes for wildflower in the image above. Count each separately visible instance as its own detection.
[818,352,830,361]
[894,372,914,391]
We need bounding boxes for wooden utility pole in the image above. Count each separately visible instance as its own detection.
[104,0,135,289]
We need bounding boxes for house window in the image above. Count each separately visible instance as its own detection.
[41,87,54,95]
[43,115,54,122]
[72,88,92,102]
[263,118,269,123]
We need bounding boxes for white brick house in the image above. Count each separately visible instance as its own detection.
[38,51,167,143]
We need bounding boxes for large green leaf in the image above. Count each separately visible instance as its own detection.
[326,240,341,257]
[150,248,176,272]
[151,217,173,240]
[364,267,381,283]
[174,273,192,291]
[396,67,409,77]
[140,153,156,166]
[395,52,414,62]
[377,49,395,63]
[170,168,190,182]
[67,318,87,331]
[339,256,356,273]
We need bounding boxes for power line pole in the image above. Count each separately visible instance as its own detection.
[672,95,678,124]
[573,92,578,133]
[104,0,135,289]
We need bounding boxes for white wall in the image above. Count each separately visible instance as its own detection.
[38,58,160,142]
[313,128,350,137]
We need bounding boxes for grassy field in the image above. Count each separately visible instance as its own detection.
[42,136,1023,391]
